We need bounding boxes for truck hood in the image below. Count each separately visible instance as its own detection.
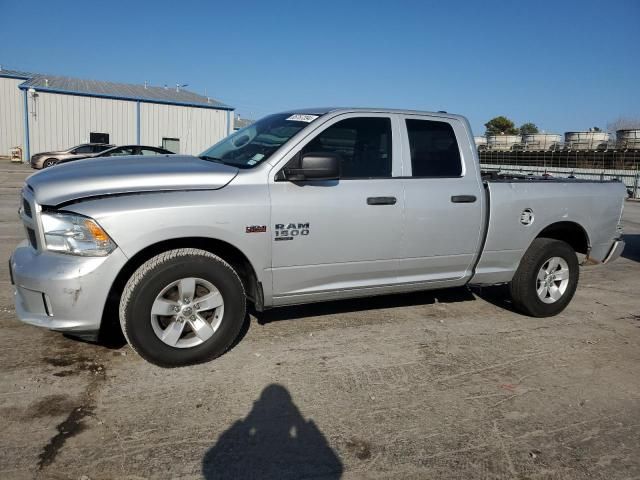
[27,155,239,206]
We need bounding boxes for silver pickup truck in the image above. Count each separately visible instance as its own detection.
[11,108,626,366]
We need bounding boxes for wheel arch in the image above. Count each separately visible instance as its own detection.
[100,237,262,340]
[535,221,590,255]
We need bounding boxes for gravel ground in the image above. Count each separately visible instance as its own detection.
[0,162,638,480]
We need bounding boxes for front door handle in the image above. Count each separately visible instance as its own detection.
[367,196,397,205]
[451,195,477,203]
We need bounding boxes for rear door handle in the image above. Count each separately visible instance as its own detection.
[451,195,477,203]
[367,196,397,205]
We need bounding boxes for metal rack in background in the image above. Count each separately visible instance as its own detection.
[479,149,640,198]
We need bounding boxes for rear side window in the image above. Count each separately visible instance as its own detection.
[302,117,392,179]
[140,148,162,155]
[406,119,462,177]
[74,145,93,154]
[103,147,135,157]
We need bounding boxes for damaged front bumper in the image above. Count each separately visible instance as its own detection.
[9,241,128,337]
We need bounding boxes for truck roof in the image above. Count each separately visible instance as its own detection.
[281,107,467,122]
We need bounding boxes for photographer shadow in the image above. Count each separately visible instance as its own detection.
[202,384,343,479]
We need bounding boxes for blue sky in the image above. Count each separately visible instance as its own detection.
[1,0,638,135]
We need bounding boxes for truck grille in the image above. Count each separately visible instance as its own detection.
[21,192,39,251]
[22,198,32,218]
[26,227,37,249]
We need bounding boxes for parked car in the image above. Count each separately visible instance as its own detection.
[30,143,113,169]
[12,108,626,367]
[57,145,173,165]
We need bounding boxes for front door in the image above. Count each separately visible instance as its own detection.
[269,114,404,303]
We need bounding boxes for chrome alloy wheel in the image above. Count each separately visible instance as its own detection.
[150,277,224,348]
[536,257,570,304]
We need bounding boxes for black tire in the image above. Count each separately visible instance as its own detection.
[43,158,58,168]
[509,238,579,317]
[119,248,246,367]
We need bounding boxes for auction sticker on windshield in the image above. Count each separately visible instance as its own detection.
[286,114,319,123]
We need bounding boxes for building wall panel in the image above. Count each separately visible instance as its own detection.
[3,80,232,160]
[0,77,25,157]
[28,92,137,154]
[139,103,228,154]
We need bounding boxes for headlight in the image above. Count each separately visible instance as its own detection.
[40,212,116,256]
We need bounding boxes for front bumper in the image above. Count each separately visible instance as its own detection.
[10,241,128,335]
[603,239,625,264]
[29,155,43,169]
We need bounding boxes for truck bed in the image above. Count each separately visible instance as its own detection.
[470,176,626,285]
[481,170,623,184]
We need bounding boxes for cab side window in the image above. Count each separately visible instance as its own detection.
[301,117,392,179]
[406,119,462,177]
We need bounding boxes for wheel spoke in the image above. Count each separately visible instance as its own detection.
[537,284,548,299]
[195,291,223,311]
[151,298,179,316]
[178,278,196,300]
[189,314,215,342]
[537,268,546,281]
[547,257,559,272]
[161,320,186,346]
[555,268,570,281]
[151,276,225,349]
[549,285,562,301]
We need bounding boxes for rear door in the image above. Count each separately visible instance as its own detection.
[398,115,484,284]
[269,113,404,303]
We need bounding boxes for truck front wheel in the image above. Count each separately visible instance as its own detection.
[509,238,579,317]
[119,248,246,367]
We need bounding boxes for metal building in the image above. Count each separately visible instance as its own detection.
[0,67,234,161]
[521,133,562,151]
[486,134,522,151]
[564,131,610,150]
[0,68,31,159]
[616,129,640,150]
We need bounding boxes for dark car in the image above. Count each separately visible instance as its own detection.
[30,143,114,169]
[57,145,174,165]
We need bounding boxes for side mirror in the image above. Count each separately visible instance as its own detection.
[283,152,340,181]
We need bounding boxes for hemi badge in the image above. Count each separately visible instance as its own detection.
[246,225,267,233]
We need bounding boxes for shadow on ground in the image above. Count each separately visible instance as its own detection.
[622,234,640,262]
[202,384,343,479]
[254,287,476,324]
[90,288,477,351]
[471,284,517,313]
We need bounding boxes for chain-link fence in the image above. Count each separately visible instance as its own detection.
[479,150,640,198]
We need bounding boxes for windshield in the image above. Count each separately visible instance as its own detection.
[199,113,321,168]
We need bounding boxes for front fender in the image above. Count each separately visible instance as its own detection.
[65,188,272,290]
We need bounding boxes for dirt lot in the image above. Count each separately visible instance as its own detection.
[0,162,638,480]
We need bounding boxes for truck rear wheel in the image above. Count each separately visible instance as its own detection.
[119,248,246,367]
[509,238,579,317]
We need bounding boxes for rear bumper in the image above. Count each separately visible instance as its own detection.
[603,239,625,264]
[10,241,128,335]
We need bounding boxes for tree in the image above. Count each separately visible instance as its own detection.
[484,116,519,136]
[592,127,602,132]
[519,122,539,135]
